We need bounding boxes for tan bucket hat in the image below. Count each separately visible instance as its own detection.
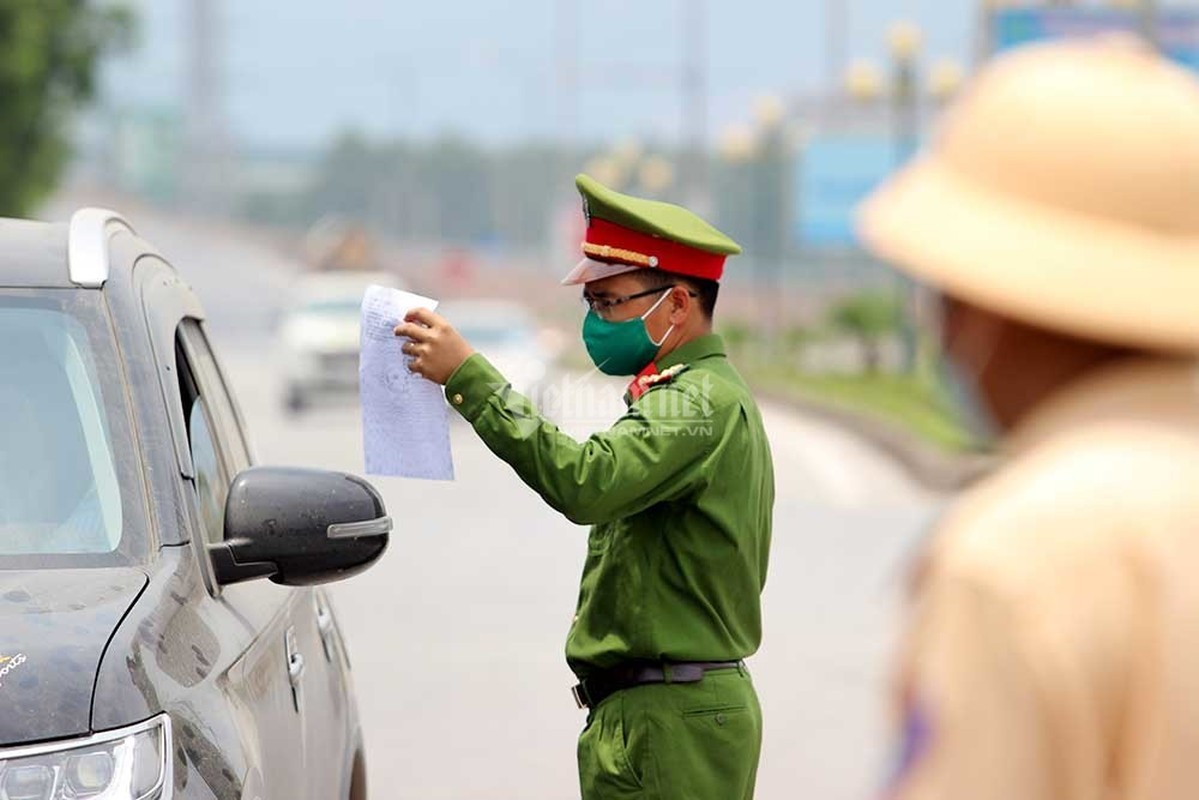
[857,36,1199,353]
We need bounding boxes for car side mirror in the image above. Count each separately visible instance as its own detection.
[209,467,390,586]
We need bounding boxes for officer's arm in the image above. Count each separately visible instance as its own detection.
[889,541,1147,800]
[885,571,1058,800]
[444,354,720,525]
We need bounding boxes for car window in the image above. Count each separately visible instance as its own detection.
[176,322,251,545]
[187,397,227,546]
[179,321,251,471]
[0,303,124,556]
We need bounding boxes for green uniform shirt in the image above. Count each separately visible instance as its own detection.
[444,333,774,679]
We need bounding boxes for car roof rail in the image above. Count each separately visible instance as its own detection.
[68,208,136,288]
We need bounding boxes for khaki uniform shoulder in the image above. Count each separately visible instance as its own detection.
[930,424,1199,596]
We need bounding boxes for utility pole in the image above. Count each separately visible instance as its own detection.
[184,0,230,214]
[682,0,709,212]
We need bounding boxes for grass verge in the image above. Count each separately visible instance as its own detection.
[743,365,976,453]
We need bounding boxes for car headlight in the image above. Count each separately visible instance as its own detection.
[0,715,171,799]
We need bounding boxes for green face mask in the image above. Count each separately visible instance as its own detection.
[582,289,675,376]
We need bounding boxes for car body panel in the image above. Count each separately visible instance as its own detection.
[92,545,360,798]
[139,254,207,484]
[102,230,193,549]
[0,568,147,743]
[90,481,362,798]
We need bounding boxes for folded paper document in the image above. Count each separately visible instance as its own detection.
[359,285,454,481]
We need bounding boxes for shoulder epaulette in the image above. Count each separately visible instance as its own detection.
[626,362,690,403]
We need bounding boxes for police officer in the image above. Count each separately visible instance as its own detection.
[857,38,1199,800]
[395,175,774,800]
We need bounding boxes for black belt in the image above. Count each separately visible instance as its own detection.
[571,661,743,710]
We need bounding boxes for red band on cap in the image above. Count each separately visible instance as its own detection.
[584,218,725,281]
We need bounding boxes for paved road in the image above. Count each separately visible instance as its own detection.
[58,202,943,799]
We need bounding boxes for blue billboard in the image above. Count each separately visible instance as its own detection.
[797,137,901,249]
[993,8,1199,71]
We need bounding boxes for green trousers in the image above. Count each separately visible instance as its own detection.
[577,666,762,800]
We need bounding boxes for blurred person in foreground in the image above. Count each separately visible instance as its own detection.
[859,36,1199,800]
[394,175,774,800]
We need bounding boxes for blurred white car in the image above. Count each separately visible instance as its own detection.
[279,271,404,412]
[438,300,551,396]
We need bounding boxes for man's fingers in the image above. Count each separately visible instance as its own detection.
[406,357,423,374]
[404,307,440,328]
[394,322,433,342]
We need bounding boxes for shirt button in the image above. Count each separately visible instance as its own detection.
[715,713,727,726]
[452,393,464,406]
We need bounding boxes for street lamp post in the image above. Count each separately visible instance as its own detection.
[887,21,923,170]
[718,124,755,239]
[753,96,793,350]
[717,125,755,276]
[586,140,677,199]
[929,59,966,106]
[718,97,798,355]
[639,155,677,198]
[846,22,963,374]
[751,97,786,260]
[849,23,963,180]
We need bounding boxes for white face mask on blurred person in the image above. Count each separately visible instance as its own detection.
[938,355,1001,449]
[932,292,1002,449]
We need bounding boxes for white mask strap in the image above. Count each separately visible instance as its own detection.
[640,288,673,321]
[649,323,676,348]
[643,289,675,347]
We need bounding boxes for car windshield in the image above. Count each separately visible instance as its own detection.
[0,291,145,564]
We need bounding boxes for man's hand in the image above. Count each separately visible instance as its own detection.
[393,307,475,386]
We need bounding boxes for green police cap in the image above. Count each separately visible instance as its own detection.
[562,174,741,285]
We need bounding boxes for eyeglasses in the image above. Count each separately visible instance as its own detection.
[581,285,697,316]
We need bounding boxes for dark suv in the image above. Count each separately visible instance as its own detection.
[0,209,390,799]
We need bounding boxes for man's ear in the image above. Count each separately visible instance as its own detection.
[668,284,691,324]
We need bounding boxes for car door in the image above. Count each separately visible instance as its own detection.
[178,320,353,800]
[175,320,315,798]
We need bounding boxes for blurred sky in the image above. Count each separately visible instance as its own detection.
[101,0,977,151]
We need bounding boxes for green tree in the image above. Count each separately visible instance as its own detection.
[826,290,904,373]
[0,1,134,216]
